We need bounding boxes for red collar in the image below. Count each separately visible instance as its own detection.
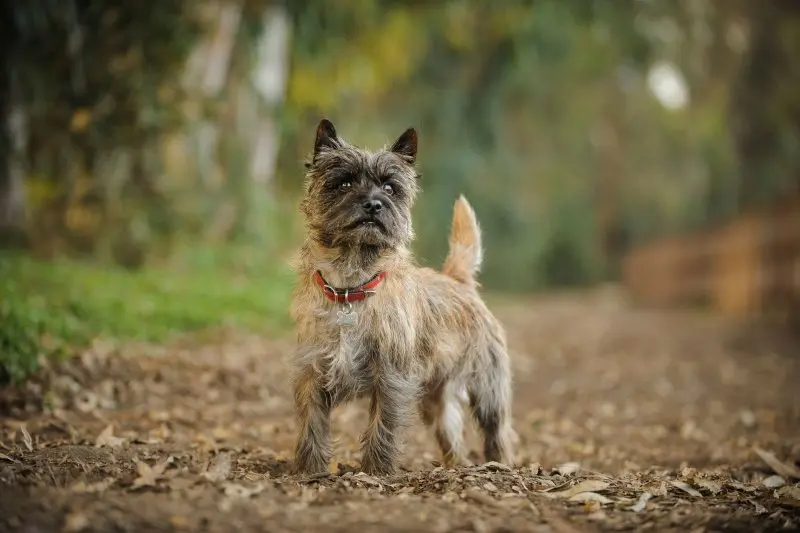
[313,271,386,303]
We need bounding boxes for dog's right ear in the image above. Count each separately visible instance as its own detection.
[314,119,339,158]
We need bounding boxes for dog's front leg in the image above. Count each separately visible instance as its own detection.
[292,366,334,474]
[360,370,415,475]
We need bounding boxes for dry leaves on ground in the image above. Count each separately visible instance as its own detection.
[541,480,610,500]
[94,425,126,449]
[753,446,800,479]
[132,456,174,490]
[202,452,232,483]
[1,293,798,533]
[628,492,653,512]
[20,426,33,452]
[670,480,703,498]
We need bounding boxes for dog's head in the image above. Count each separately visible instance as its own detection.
[300,119,420,251]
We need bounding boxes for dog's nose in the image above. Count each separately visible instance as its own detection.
[362,198,383,214]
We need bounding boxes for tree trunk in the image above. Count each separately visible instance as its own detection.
[183,2,243,99]
[729,0,800,209]
[250,5,292,187]
[0,66,28,247]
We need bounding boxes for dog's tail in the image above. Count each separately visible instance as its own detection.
[442,195,483,285]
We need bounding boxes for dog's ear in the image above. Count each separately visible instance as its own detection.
[390,128,417,164]
[314,119,339,158]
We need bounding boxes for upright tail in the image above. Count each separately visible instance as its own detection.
[442,195,483,285]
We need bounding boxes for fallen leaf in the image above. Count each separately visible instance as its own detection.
[587,509,608,521]
[470,518,490,533]
[133,461,158,489]
[740,409,756,428]
[218,497,234,513]
[442,492,459,503]
[464,488,502,508]
[63,510,90,532]
[763,475,786,488]
[169,515,190,529]
[132,456,173,489]
[483,482,499,492]
[727,480,758,493]
[20,426,33,452]
[777,485,800,506]
[753,447,800,479]
[70,478,114,493]
[222,482,266,498]
[483,461,512,471]
[568,492,612,504]
[554,462,580,476]
[539,480,570,492]
[353,473,382,487]
[629,492,653,512]
[694,478,722,494]
[211,426,235,441]
[74,391,99,414]
[545,480,610,499]
[95,425,125,449]
[647,481,668,497]
[536,502,587,533]
[167,477,197,491]
[670,480,702,498]
[202,452,232,483]
[750,499,768,515]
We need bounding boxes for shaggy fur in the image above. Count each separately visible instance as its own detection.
[291,119,515,475]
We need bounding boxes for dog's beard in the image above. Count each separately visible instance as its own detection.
[310,204,409,250]
[343,214,389,246]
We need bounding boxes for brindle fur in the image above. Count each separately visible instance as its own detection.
[291,119,515,475]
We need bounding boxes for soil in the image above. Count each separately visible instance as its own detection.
[1,287,799,533]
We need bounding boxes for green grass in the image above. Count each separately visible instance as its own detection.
[0,245,295,383]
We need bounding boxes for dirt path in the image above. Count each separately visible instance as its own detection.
[1,289,799,532]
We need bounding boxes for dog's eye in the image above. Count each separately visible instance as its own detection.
[339,181,352,191]
[382,183,394,195]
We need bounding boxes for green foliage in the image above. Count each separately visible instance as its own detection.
[537,203,600,288]
[280,0,800,291]
[0,248,294,383]
[0,295,71,384]
[4,0,798,305]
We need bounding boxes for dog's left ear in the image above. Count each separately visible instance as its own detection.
[390,128,417,164]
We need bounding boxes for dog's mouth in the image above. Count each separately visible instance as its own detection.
[347,217,386,232]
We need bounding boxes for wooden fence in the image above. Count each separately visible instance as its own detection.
[621,196,800,324]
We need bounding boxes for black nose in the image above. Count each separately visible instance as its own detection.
[362,198,383,214]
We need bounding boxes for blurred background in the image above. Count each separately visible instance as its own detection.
[1,0,798,382]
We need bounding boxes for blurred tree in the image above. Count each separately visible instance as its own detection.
[728,0,800,208]
[2,0,797,292]
[1,0,200,262]
[0,2,27,247]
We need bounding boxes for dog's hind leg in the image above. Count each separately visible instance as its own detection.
[467,338,515,465]
[419,380,469,467]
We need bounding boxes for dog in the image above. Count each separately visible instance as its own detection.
[290,119,514,475]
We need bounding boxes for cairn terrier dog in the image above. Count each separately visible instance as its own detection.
[291,119,515,475]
